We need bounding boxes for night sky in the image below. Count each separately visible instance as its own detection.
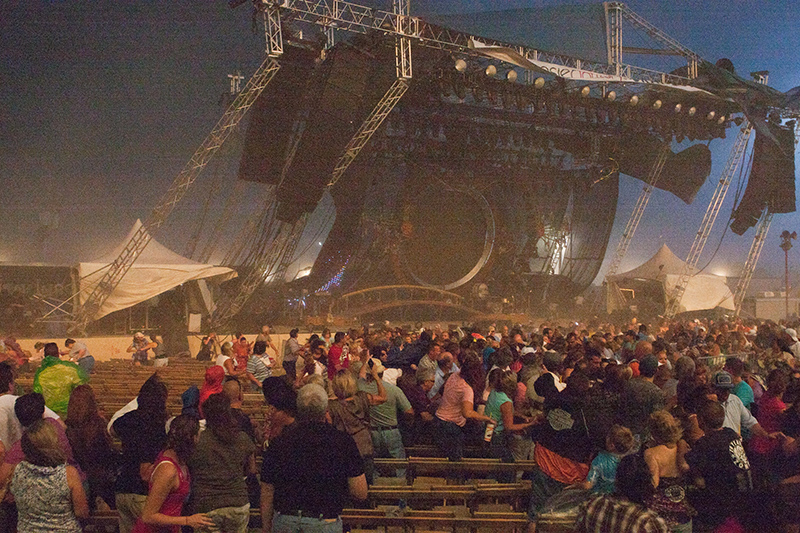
[2,1,799,285]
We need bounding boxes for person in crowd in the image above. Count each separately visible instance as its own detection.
[33,343,87,416]
[295,339,327,388]
[576,451,669,533]
[283,328,303,382]
[484,369,535,480]
[113,377,169,533]
[643,411,693,532]
[527,371,594,532]
[429,352,457,399]
[128,332,151,366]
[686,400,754,531]
[327,331,349,380]
[417,342,442,375]
[618,354,664,442]
[132,415,212,532]
[398,367,437,445]
[5,419,88,533]
[328,365,386,484]
[246,341,273,392]
[723,357,754,410]
[62,338,94,375]
[65,384,117,510]
[435,352,495,461]
[260,377,296,448]
[223,378,256,444]
[260,383,367,533]
[750,368,789,487]
[196,333,220,362]
[576,424,634,494]
[255,325,278,357]
[150,334,168,368]
[534,351,566,406]
[711,370,773,439]
[232,333,251,371]
[199,366,225,417]
[216,342,244,378]
[353,357,412,474]
[0,362,60,457]
[188,393,256,533]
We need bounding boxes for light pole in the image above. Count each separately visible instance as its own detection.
[780,230,797,320]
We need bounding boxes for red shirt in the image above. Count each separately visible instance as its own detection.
[751,394,785,455]
[327,344,346,380]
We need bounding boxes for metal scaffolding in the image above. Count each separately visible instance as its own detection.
[664,122,753,318]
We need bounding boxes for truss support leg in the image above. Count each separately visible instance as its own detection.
[605,142,669,280]
[69,56,283,333]
[665,123,753,318]
[597,142,669,314]
[734,208,773,317]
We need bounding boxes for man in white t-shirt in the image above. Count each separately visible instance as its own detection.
[0,362,60,450]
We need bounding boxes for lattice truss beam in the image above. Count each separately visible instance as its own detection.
[664,123,753,318]
[734,208,773,317]
[277,0,694,86]
[69,55,282,333]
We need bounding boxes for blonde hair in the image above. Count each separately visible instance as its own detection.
[331,369,358,400]
[606,424,634,454]
[649,410,683,445]
[21,419,66,467]
[221,342,233,356]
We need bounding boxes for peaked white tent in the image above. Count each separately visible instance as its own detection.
[607,244,735,314]
[75,220,236,321]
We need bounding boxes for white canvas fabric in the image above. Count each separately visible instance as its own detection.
[76,220,236,320]
[607,244,735,314]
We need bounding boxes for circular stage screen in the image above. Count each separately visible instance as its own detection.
[399,184,494,290]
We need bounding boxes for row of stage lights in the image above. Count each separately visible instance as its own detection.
[452,58,737,127]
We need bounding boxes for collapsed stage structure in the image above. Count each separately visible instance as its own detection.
[65,1,800,332]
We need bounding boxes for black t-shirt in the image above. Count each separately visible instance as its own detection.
[261,420,364,518]
[232,407,257,444]
[113,410,167,494]
[685,427,752,525]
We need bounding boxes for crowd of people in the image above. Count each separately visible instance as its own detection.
[1,316,800,532]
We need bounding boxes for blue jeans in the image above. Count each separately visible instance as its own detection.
[370,427,406,477]
[435,417,465,461]
[78,355,95,374]
[273,512,342,533]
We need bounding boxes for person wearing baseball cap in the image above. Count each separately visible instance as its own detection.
[712,370,772,439]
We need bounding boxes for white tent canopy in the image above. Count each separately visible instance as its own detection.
[607,244,735,314]
[76,220,236,321]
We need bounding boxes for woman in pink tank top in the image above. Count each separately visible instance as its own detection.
[132,415,212,532]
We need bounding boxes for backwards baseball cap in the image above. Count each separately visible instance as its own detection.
[542,351,562,372]
[639,355,659,378]
[711,370,734,389]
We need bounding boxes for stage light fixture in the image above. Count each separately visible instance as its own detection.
[485,65,497,77]
[717,115,726,125]
[652,99,662,110]
[674,103,682,113]
[454,59,467,72]
[606,91,616,101]
[580,86,591,97]
[629,95,639,106]
[534,77,545,89]
[706,111,716,120]
[688,106,697,116]
[507,70,518,82]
